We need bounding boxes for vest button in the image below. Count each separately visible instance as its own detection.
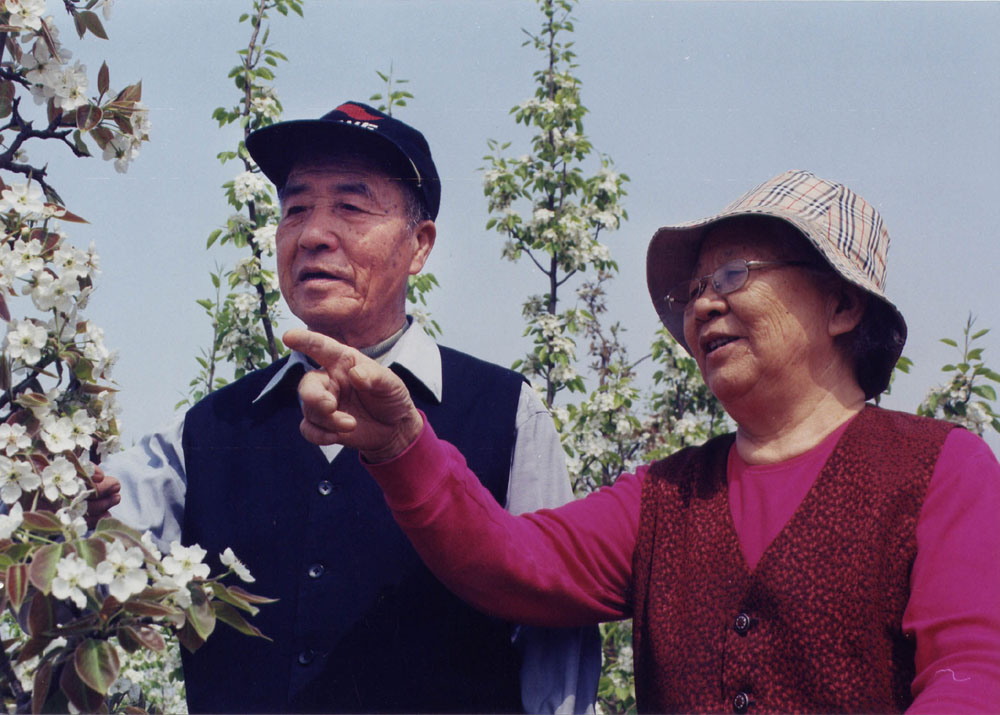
[317,480,335,496]
[297,649,315,665]
[732,691,751,713]
[307,563,325,579]
[734,612,753,635]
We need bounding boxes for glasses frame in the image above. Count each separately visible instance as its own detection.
[664,259,814,313]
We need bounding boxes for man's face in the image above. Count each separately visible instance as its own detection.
[276,156,435,347]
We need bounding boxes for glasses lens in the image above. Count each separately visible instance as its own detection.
[713,261,749,295]
[665,282,693,312]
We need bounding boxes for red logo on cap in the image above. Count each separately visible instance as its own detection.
[336,103,382,122]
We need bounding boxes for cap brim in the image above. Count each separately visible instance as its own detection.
[246,119,420,190]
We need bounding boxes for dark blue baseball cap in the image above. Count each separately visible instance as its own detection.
[246,101,441,220]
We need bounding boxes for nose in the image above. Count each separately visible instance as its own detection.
[688,279,728,322]
[297,208,341,251]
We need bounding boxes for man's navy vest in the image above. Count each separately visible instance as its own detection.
[180,347,525,713]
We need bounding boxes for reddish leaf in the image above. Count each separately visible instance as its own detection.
[75,104,102,132]
[117,623,165,653]
[72,538,106,569]
[27,590,56,636]
[121,598,183,619]
[0,293,9,322]
[227,584,279,604]
[91,126,114,150]
[73,638,119,695]
[185,583,216,642]
[20,510,63,533]
[31,660,53,715]
[29,542,62,595]
[77,10,108,40]
[213,601,270,641]
[59,654,104,712]
[4,563,28,610]
[98,62,109,96]
[16,635,52,663]
[176,619,205,653]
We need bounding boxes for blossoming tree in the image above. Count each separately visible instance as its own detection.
[0,2,270,711]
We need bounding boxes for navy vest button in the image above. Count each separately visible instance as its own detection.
[307,563,325,579]
[734,612,753,635]
[297,649,314,665]
[732,691,751,713]
[317,480,334,496]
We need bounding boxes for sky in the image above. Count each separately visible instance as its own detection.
[20,0,1000,453]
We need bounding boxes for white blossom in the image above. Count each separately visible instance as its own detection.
[232,171,270,203]
[41,455,82,500]
[161,541,210,586]
[0,456,41,503]
[52,553,98,609]
[39,415,74,454]
[0,501,24,539]
[0,423,31,456]
[3,0,46,31]
[96,541,148,601]
[0,182,46,217]
[252,224,277,255]
[4,319,48,364]
[220,547,255,583]
[48,61,89,111]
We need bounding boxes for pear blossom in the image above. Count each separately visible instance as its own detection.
[96,541,148,601]
[52,553,98,609]
[232,171,270,203]
[0,456,41,503]
[47,61,89,111]
[252,224,277,255]
[5,319,48,364]
[56,502,88,537]
[0,422,31,456]
[41,455,82,499]
[153,575,192,611]
[0,182,45,217]
[7,238,44,277]
[39,415,75,453]
[3,0,47,31]
[0,501,24,539]
[28,271,79,313]
[220,547,255,583]
[162,541,210,586]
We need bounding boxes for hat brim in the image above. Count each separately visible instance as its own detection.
[246,119,421,192]
[645,208,908,398]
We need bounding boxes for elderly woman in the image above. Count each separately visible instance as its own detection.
[285,170,1000,713]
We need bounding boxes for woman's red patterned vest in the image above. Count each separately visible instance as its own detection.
[631,407,955,713]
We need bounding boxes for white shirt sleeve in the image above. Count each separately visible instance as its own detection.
[105,413,187,552]
[507,382,601,715]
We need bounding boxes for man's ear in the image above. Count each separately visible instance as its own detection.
[828,281,867,337]
[408,220,436,275]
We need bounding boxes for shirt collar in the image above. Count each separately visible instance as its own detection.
[252,318,443,404]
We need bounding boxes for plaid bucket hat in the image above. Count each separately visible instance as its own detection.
[645,169,907,398]
[246,101,441,220]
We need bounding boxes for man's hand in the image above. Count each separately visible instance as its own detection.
[283,329,424,463]
[86,467,120,529]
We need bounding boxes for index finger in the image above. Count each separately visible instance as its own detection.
[283,329,359,371]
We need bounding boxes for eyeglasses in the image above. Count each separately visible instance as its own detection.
[664,259,813,313]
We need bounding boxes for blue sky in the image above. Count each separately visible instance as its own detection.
[29,0,1000,452]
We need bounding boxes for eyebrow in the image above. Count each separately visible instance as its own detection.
[279,180,377,203]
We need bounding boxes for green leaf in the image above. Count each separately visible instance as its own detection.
[972,385,997,401]
[940,338,958,347]
[972,327,990,340]
[185,583,216,641]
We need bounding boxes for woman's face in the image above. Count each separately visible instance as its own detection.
[681,220,844,410]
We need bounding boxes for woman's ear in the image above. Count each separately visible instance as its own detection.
[828,282,868,337]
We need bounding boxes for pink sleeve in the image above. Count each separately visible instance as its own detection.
[905,428,1000,713]
[365,415,640,627]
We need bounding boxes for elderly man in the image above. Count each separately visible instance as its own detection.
[97,102,599,714]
